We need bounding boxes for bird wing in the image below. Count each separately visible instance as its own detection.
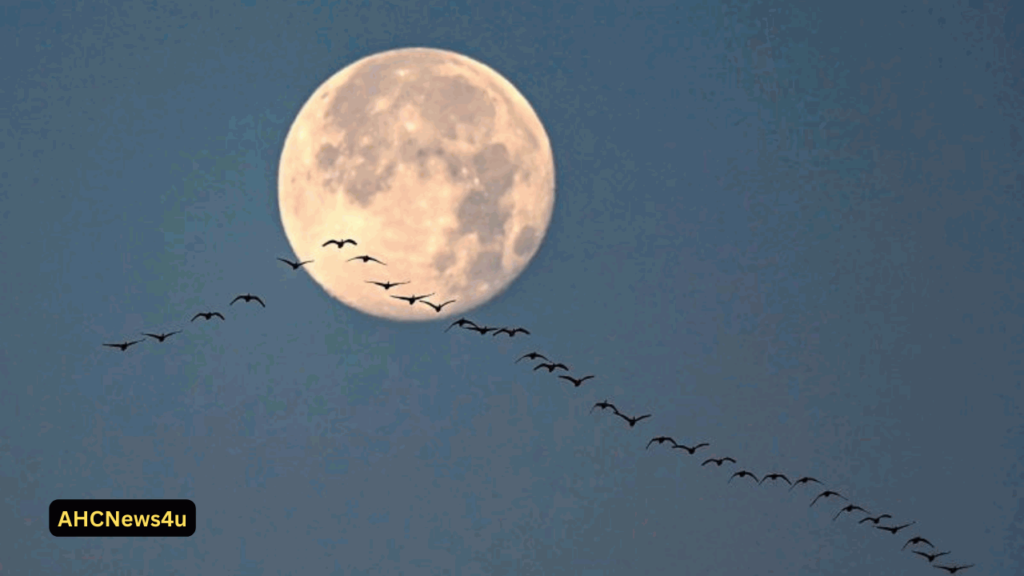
[370,257,385,264]
[254,297,266,307]
[778,474,792,484]
[103,343,122,348]
[390,295,408,302]
[440,300,455,307]
[127,339,143,346]
[695,442,709,449]
[347,256,360,261]
[533,363,548,371]
[191,314,202,321]
[702,459,714,466]
[580,375,595,382]
[724,457,736,463]
[142,333,160,339]
[646,438,656,449]
[557,375,574,383]
[811,494,824,506]
[230,296,243,304]
[635,414,652,422]
[322,240,337,247]
[212,313,225,320]
[345,239,357,246]
[277,257,293,265]
[554,363,569,370]
[514,328,531,335]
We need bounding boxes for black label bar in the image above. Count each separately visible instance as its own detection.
[49,499,196,537]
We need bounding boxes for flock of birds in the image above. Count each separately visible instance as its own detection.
[101,237,975,573]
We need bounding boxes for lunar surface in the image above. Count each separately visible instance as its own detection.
[278,47,555,321]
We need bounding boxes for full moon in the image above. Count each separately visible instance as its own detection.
[278,47,555,321]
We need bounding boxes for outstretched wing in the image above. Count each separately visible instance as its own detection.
[635,414,652,422]
[253,296,266,307]
[322,240,339,247]
[212,312,225,320]
[277,257,294,266]
[230,296,244,305]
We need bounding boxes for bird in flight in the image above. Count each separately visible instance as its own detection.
[832,504,869,521]
[534,362,570,373]
[231,293,265,307]
[493,327,530,337]
[913,551,951,563]
[465,325,496,335]
[323,238,357,249]
[876,521,916,535]
[516,351,549,363]
[365,280,410,291]
[103,339,144,352]
[445,318,478,332]
[390,293,434,306]
[348,255,385,265]
[141,330,181,343]
[858,514,892,525]
[610,409,651,428]
[903,536,935,550]
[759,473,792,486]
[810,490,847,507]
[191,311,225,322]
[702,457,737,467]
[933,565,974,574]
[277,257,313,270]
[420,299,456,313]
[646,436,679,450]
[789,476,824,491]
[729,470,759,483]
[558,375,595,388]
[591,400,618,414]
[672,442,710,455]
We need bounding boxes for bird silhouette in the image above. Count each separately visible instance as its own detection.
[903,536,935,550]
[558,374,595,387]
[516,351,549,363]
[789,476,824,491]
[759,473,792,486]
[933,565,974,574]
[591,400,618,414]
[103,339,144,352]
[365,280,410,291]
[534,362,569,373]
[277,257,313,270]
[445,318,478,332]
[876,522,916,535]
[390,293,434,306]
[701,457,737,467]
[810,490,847,507]
[322,238,357,248]
[348,255,385,265]
[611,409,651,428]
[833,504,869,521]
[141,330,181,342]
[672,442,710,455]
[729,470,759,483]
[230,294,265,307]
[646,436,679,449]
[420,299,456,313]
[465,325,496,335]
[493,327,530,337]
[858,514,893,525]
[913,551,951,563]
[191,312,225,322]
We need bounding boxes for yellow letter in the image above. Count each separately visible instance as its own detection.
[122,515,132,527]
[90,511,103,527]
[174,514,187,528]
[58,511,71,527]
[161,511,172,526]
[105,511,119,526]
[74,511,88,527]
[134,514,149,527]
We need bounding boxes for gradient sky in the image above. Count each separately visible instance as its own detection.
[2,0,1023,574]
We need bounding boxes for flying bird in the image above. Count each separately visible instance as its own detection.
[702,457,737,467]
[493,327,530,337]
[191,312,225,322]
[913,551,951,563]
[141,330,181,343]
[876,522,916,535]
[833,504,869,521]
[612,410,652,428]
[465,325,496,335]
[858,514,893,525]
[420,299,456,313]
[558,375,595,388]
[759,473,792,486]
[516,352,549,363]
[230,294,265,307]
[103,339,144,352]
[322,238,357,248]
[390,293,435,306]
[646,436,679,450]
[729,470,760,483]
[534,362,570,373]
[445,318,478,332]
[903,536,935,550]
[591,400,618,414]
[789,476,824,491]
[365,280,410,291]
[810,490,847,507]
[348,255,385,265]
[672,442,710,455]
[933,565,974,574]
[277,257,313,270]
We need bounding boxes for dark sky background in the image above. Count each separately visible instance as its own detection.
[2,0,1023,574]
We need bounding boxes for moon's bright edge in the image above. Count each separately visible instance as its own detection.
[278,48,556,321]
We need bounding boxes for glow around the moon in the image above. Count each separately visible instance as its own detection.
[278,47,555,321]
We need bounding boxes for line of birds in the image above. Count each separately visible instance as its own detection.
[100,237,975,573]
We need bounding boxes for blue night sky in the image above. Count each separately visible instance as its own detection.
[2,0,1024,574]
